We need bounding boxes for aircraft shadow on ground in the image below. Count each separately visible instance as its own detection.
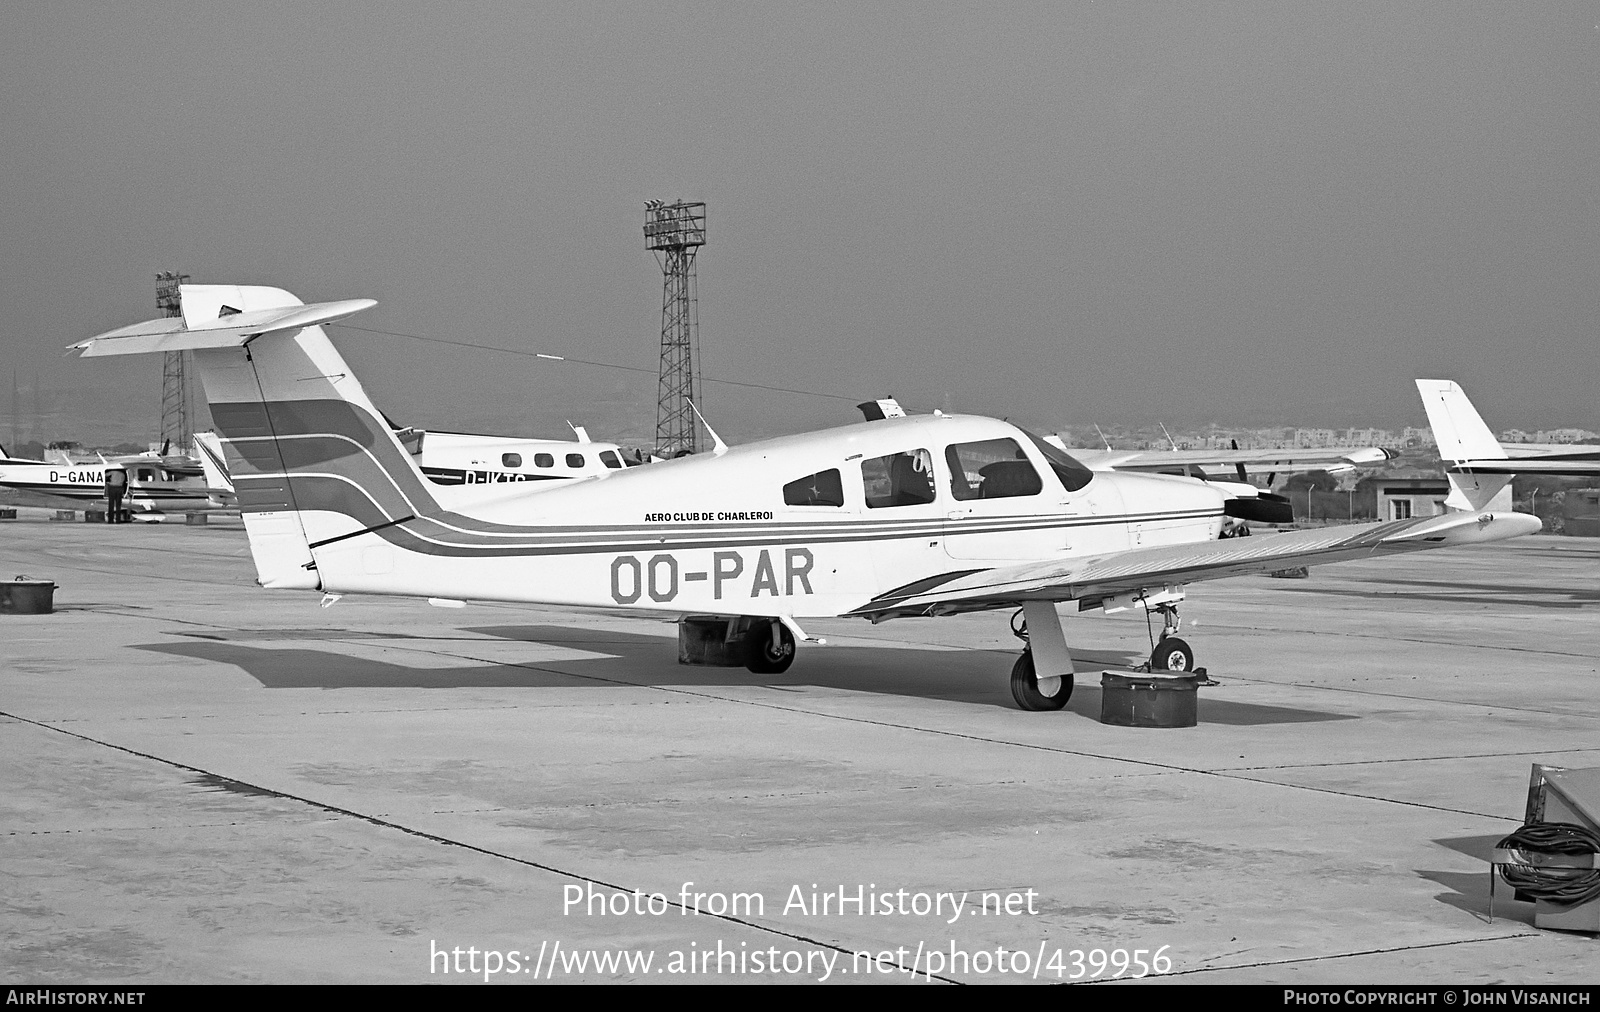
[134,624,1357,724]
[1418,834,1535,926]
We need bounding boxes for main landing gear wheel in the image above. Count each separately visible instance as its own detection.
[1010,650,1073,711]
[1150,637,1195,672]
[745,619,796,675]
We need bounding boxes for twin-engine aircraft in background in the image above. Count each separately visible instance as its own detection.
[71,285,1540,712]
[398,427,643,488]
[1417,379,1600,511]
[227,402,641,495]
[196,418,643,506]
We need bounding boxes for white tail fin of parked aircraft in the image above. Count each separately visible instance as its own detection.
[1417,380,1600,500]
[1415,379,1515,511]
[71,286,1541,711]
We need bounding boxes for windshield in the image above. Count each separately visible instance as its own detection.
[1018,427,1095,492]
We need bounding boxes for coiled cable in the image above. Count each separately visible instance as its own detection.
[1495,822,1600,908]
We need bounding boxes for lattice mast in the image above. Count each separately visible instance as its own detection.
[644,200,706,457]
[156,271,192,450]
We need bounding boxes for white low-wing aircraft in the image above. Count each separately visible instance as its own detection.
[1418,380,1600,512]
[72,285,1541,710]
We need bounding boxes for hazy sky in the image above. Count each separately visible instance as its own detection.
[3,2,1597,445]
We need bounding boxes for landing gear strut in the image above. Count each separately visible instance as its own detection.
[1009,608,1074,711]
[1148,603,1195,672]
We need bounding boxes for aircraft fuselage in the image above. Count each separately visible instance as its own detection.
[263,412,1229,619]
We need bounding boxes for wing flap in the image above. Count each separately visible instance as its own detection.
[848,510,1541,620]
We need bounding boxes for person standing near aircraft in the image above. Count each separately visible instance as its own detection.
[104,466,127,523]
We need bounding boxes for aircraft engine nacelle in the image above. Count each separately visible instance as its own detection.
[1222,492,1294,525]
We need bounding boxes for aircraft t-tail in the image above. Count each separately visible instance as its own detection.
[71,286,1541,711]
[1417,379,1600,511]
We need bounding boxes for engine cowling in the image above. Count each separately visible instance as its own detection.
[1223,492,1294,525]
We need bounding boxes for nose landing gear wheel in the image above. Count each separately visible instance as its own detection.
[1150,637,1195,672]
[1010,649,1074,711]
[745,620,796,675]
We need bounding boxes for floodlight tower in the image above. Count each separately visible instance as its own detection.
[156,271,192,450]
[644,200,707,457]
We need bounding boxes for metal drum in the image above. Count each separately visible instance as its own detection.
[0,578,56,615]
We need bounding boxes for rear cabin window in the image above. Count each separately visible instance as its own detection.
[600,450,623,469]
[945,438,1043,501]
[566,453,585,468]
[783,469,844,507]
[862,449,936,508]
[501,453,522,468]
[534,453,554,468]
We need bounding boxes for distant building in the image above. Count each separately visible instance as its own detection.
[1563,489,1600,537]
[1355,469,1451,521]
[1401,426,1437,449]
[1295,428,1338,448]
[1535,429,1599,444]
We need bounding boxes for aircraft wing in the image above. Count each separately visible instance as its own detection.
[847,510,1539,621]
[1066,445,1394,475]
[1448,455,1600,476]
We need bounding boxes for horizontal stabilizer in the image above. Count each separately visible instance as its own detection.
[69,299,376,357]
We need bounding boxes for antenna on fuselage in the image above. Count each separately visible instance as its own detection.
[687,400,728,456]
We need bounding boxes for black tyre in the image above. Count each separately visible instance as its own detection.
[745,620,796,674]
[1009,650,1073,711]
[1150,637,1195,672]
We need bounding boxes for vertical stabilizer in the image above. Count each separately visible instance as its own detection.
[1415,379,1513,511]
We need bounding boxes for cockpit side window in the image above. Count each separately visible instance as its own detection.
[783,468,844,507]
[862,449,936,508]
[945,438,1043,501]
[599,450,623,469]
[1018,427,1095,492]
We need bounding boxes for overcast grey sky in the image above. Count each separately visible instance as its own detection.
[3,2,1597,444]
